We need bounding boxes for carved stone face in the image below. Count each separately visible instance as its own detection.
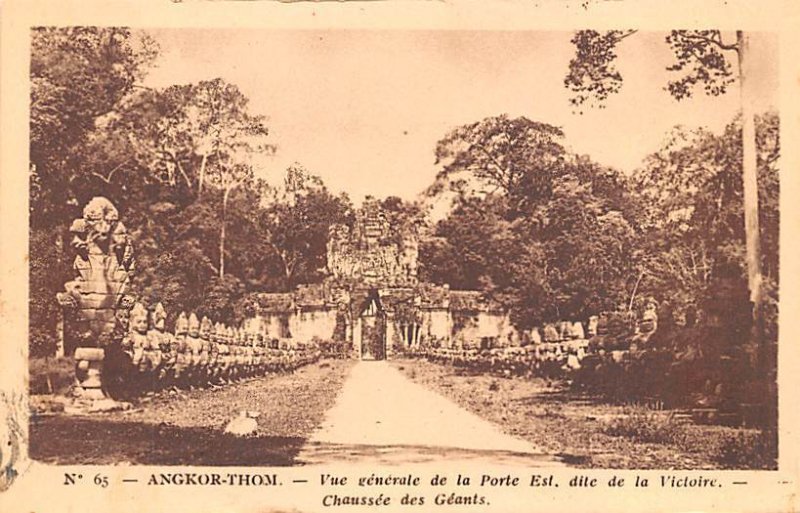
[152,304,167,331]
[83,197,119,244]
[131,311,148,335]
[111,223,128,246]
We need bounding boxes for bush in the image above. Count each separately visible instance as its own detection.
[29,227,68,358]
[603,406,689,447]
[29,356,75,395]
[30,327,59,358]
[317,339,352,359]
[713,429,777,469]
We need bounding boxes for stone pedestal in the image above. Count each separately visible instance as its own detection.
[73,347,106,400]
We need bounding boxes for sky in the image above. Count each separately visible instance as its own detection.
[142,29,778,205]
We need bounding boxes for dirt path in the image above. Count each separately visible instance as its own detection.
[30,359,355,465]
[298,360,563,466]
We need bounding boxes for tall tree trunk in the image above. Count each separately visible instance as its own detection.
[628,271,645,312]
[198,152,208,197]
[219,187,229,279]
[738,34,775,430]
[737,31,763,320]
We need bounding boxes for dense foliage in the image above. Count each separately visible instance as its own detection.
[421,112,778,335]
[30,28,779,372]
[29,28,352,355]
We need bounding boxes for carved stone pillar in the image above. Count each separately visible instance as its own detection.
[385,314,394,358]
[56,197,135,401]
[352,318,362,358]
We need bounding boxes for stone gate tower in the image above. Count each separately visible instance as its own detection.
[242,197,512,359]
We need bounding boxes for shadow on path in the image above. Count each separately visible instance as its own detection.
[297,441,565,466]
[30,416,305,466]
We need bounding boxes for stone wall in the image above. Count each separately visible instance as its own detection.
[449,311,514,349]
[242,302,519,353]
[243,314,291,339]
[290,309,339,342]
[422,309,451,343]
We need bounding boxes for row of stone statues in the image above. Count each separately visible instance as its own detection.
[409,304,661,379]
[54,197,331,403]
[119,302,320,393]
[525,303,658,346]
[418,348,576,380]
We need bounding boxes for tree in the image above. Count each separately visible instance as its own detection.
[430,115,568,214]
[536,175,638,319]
[29,27,158,356]
[423,194,509,291]
[30,27,158,225]
[567,33,778,428]
[109,87,199,192]
[117,78,274,199]
[200,82,274,278]
[631,113,779,323]
[424,113,641,326]
[565,30,767,325]
[257,165,353,290]
[423,163,637,328]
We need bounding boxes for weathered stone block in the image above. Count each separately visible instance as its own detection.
[78,292,114,309]
[74,347,105,361]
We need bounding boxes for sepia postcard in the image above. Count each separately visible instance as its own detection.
[1,0,799,512]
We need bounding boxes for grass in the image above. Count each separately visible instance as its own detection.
[29,356,75,395]
[602,406,690,447]
[712,429,777,469]
[393,357,774,469]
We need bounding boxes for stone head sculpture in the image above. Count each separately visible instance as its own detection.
[188,313,200,337]
[152,303,167,332]
[80,197,119,255]
[130,302,149,335]
[68,218,90,257]
[200,316,213,340]
[175,312,189,336]
[587,315,599,336]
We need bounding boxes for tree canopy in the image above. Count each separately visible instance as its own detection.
[29,28,350,355]
[29,28,779,367]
